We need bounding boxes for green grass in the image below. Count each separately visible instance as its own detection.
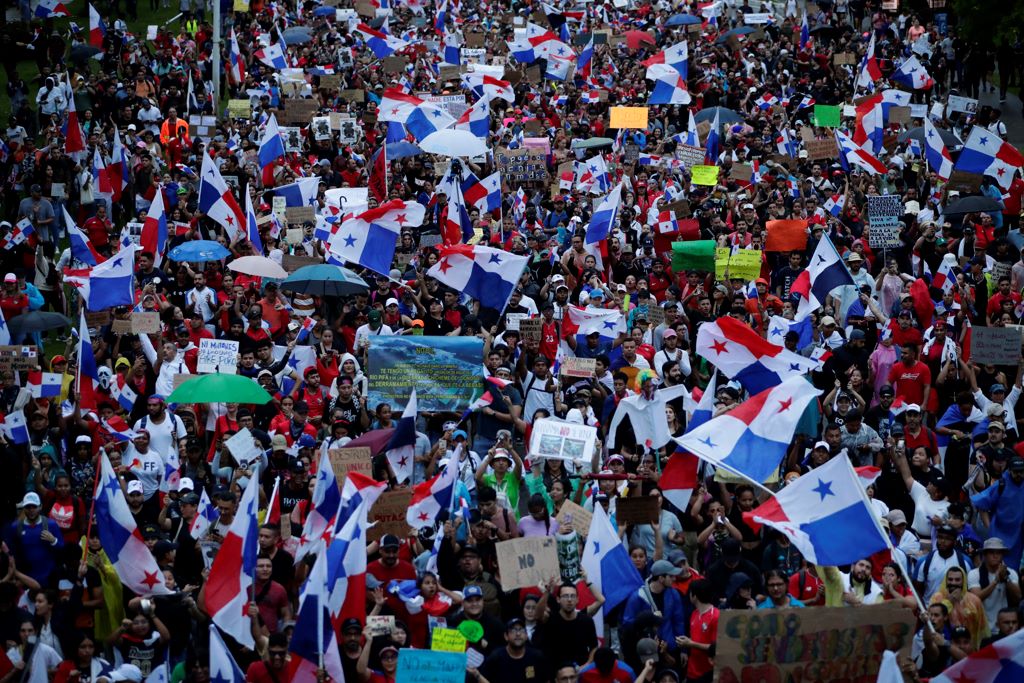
[0,3,183,124]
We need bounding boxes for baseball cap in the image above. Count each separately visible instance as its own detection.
[663,329,677,338]
[177,477,195,492]
[153,539,178,557]
[3,274,15,284]
[820,315,836,326]
[181,492,201,505]
[271,434,288,450]
[380,534,401,549]
[18,492,41,508]
[650,559,682,577]
[463,585,484,599]
[506,616,526,630]
[879,385,895,397]
[341,617,362,633]
[936,523,957,537]
[637,638,659,664]
[385,297,399,307]
[904,403,922,413]
[884,510,907,526]
[126,480,144,495]
[813,441,830,451]
[991,383,1007,394]
[1010,456,1024,471]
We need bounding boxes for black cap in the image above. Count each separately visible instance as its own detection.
[341,617,362,633]
[722,538,741,559]
[456,544,481,558]
[951,625,971,639]
[380,534,401,549]
[181,492,201,505]
[879,385,895,397]
[153,540,178,557]
[506,617,526,630]
[936,524,957,537]
[1010,456,1024,471]
[141,523,162,540]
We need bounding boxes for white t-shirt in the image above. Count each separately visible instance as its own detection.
[909,480,950,537]
[7,643,62,683]
[125,446,164,500]
[134,413,187,465]
[914,550,966,603]
[968,565,1020,635]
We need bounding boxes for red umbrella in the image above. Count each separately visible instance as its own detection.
[624,30,657,49]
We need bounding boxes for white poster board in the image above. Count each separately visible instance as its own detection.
[197,338,239,374]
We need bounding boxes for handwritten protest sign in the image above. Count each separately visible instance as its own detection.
[675,144,705,169]
[690,165,720,186]
[495,537,560,590]
[0,346,38,371]
[970,326,1023,365]
[867,195,904,249]
[715,605,915,683]
[430,628,467,653]
[555,500,593,536]
[519,318,542,342]
[197,339,239,374]
[368,489,413,542]
[396,649,466,683]
[329,447,374,482]
[715,248,762,281]
[559,357,596,379]
[131,312,161,334]
[225,428,263,470]
[368,616,396,637]
[804,138,839,160]
[609,107,648,129]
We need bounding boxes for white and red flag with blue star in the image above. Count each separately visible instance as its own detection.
[93,453,173,596]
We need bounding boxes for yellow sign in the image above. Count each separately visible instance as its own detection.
[609,106,649,129]
[715,248,763,282]
[431,627,468,653]
[233,0,250,9]
[227,99,251,119]
[690,165,720,186]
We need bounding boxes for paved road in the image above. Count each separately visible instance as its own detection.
[978,88,1024,148]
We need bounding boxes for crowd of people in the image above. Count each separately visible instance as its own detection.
[1,0,1024,681]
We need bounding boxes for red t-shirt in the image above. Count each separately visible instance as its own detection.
[887,360,932,405]
[788,570,824,606]
[244,661,288,683]
[686,606,719,679]
[253,579,289,633]
[0,293,28,321]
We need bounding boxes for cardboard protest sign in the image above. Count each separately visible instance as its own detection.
[197,339,239,374]
[0,346,38,371]
[730,164,754,182]
[867,195,904,249]
[519,318,542,342]
[329,447,374,482]
[85,310,112,327]
[283,99,318,124]
[282,254,322,272]
[131,312,161,334]
[368,489,413,542]
[675,144,705,169]
[555,500,593,536]
[609,107,649,129]
[715,604,915,683]
[970,326,1023,365]
[615,497,661,525]
[559,357,596,379]
[804,138,839,160]
[495,537,560,590]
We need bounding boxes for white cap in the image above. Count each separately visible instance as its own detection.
[813,441,830,451]
[904,403,922,413]
[551,274,565,284]
[126,480,144,495]
[18,492,41,508]
[385,297,399,307]
[177,477,195,492]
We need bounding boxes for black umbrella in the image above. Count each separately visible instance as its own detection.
[898,126,962,149]
[8,311,72,336]
[944,195,1002,216]
[69,44,102,62]
[694,107,744,125]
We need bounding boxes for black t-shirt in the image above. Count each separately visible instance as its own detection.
[542,609,598,666]
[422,316,454,336]
[479,646,551,683]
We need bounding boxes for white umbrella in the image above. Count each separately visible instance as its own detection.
[228,255,289,280]
[419,129,489,157]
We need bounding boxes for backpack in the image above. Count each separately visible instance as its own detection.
[917,547,970,585]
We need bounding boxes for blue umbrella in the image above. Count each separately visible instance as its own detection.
[715,27,756,44]
[280,264,369,296]
[387,141,423,159]
[168,240,231,262]
[312,5,336,16]
[666,13,702,26]
[693,107,744,125]
[282,27,314,45]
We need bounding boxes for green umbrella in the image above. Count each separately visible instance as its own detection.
[168,374,274,404]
